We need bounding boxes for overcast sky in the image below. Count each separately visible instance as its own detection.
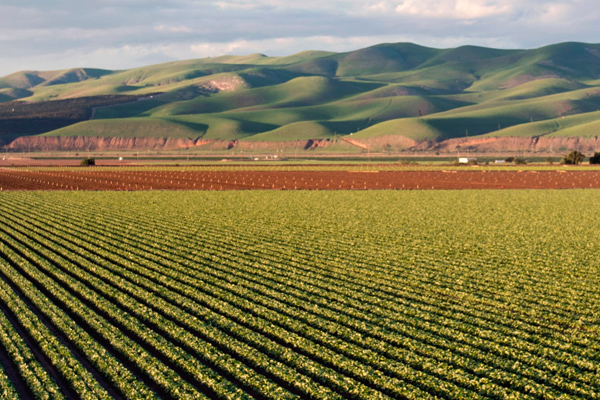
[1,0,598,76]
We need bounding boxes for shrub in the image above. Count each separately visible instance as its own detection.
[80,158,95,166]
[514,157,527,165]
[589,152,600,165]
[561,150,585,165]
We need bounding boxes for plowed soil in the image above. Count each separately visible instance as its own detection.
[2,169,600,191]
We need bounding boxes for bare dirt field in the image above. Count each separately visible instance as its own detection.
[2,168,600,191]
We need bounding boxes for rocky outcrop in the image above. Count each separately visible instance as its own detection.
[355,135,421,151]
[341,137,370,150]
[3,136,200,151]
[230,138,350,151]
[304,139,331,149]
[2,136,345,152]
[3,134,600,153]
[341,135,600,153]
[430,136,600,153]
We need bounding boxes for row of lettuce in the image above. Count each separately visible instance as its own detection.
[0,190,598,399]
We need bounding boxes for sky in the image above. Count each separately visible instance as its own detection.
[0,0,598,76]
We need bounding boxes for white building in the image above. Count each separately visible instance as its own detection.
[458,157,477,164]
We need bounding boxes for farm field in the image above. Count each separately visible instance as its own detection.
[0,190,599,399]
[2,166,600,190]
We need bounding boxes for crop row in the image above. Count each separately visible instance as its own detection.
[0,289,61,400]
[0,190,598,399]
[20,192,598,361]
[0,197,421,398]
[1,191,600,400]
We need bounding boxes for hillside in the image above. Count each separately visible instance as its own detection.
[2,41,600,153]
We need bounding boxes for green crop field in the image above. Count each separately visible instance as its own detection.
[0,190,599,399]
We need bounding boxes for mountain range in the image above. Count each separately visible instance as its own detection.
[2,41,600,153]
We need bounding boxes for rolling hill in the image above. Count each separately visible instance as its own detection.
[2,41,600,153]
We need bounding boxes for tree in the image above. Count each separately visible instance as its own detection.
[514,157,527,165]
[560,150,585,165]
[80,158,95,166]
[589,152,600,165]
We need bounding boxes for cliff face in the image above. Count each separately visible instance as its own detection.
[4,136,207,151]
[362,135,600,153]
[428,136,600,153]
[3,134,600,153]
[2,136,343,152]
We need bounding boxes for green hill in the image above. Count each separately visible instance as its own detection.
[2,41,600,152]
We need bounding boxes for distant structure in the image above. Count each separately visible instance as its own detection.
[458,157,477,164]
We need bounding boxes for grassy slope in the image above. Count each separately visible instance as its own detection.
[0,88,34,102]
[243,121,334,141]
[43,117,203,139]
[352,118,442,141]
[483,110,600,138]
[2,41,600,143]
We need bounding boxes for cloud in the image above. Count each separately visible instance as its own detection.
[365,2,390,13]
[537,3,577,23]
[212,0,368,12]
[190,40,251,55]
[212,1,270,10]
[394,0,513,19]
[0,0,598,76]
[155,25,195,33]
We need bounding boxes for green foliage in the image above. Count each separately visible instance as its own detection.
[80,158,95,166]
[503,156,535,165]
[514,157,527,165]
[561,150,585,165]
[589,152,600,164]
[0,190,599,398]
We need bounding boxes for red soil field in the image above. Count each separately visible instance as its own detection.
[2,169,600,191]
